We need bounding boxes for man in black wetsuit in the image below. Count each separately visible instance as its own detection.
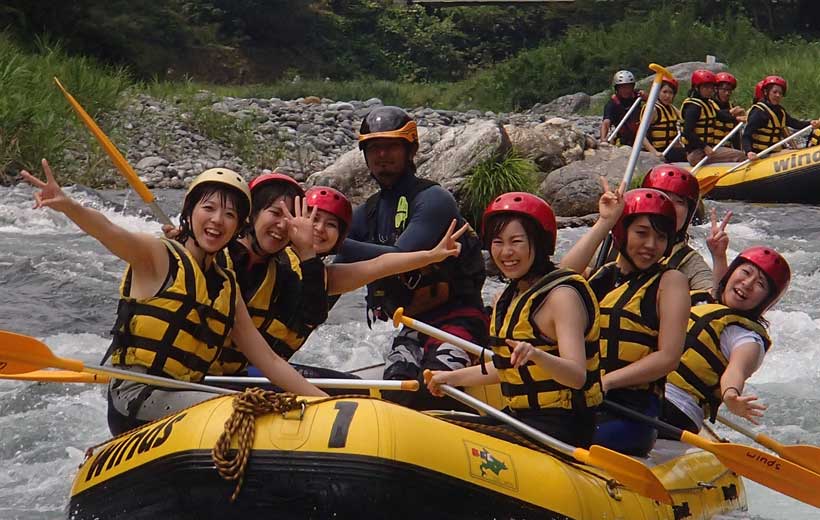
[334,106,487,409]
[600,70,643,146]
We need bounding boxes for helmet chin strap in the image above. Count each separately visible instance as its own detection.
[246,226,271,259]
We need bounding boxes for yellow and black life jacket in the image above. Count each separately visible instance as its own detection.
[590,262,666,397]
[643,102,681,150]
[748,102,786,153]
[712,99,737,147]
[489,268,602,411]
[663,241,699,271]
[667,303,771,421]
[210,246,313,375]
[108,239,237,382]
[680,97,717,149]
[809,128,820,148]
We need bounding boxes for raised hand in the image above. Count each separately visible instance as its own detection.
[429,219,468,263]
[724,391,767,425]
[281,195,317,258]
[598,176,625,227]
[20,159,74,213]
[706,207,732,258]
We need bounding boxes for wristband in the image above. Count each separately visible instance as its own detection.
[721,386,741,400]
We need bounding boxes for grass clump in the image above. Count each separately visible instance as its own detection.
[462,148,539,228]
[0,34,130,183]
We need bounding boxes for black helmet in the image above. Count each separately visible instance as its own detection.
[358,106,419,151]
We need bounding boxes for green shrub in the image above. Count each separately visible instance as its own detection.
[462,148,539,228]
[0,34,130,181]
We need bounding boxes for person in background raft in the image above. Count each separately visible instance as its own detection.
[641,164,718,291]
[334,106,487,410]
[711,72,745,150]
[561,183,690,457]
[21,162,327,436]
[743,75,820,161]
[427,193,602,447]
[662,234,791,434]
[600,70,644,146]
[681,69,746,166]
[640,76,686,162]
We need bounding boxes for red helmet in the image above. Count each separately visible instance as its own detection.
[641,165,699,230]
[691,69,717,87]
[715,72,737,89]
[761,75,787,96]
[662,76,679,93]
[482,192,556,255]
[306,186,352,228]
[611,189,677,255]
[754,80,765,103]
[249,172,305,196]
[720,246,791,313]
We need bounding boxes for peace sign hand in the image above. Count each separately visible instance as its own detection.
[706,207,732,258]
[281,195,317,259]
[20,159,75,213]
[598,176,625,227]
[429,219,468,263]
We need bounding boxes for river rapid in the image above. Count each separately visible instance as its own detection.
[0,184,818,519]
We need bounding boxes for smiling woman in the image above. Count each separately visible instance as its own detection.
[20,161,326,434]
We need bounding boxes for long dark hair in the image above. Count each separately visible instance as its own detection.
[178,183,251,245]
[484,213,555,282]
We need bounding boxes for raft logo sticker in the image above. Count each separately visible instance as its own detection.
[83,412,187,481]
[464,441,517,490]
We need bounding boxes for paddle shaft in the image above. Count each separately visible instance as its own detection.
[394,310,488,359]
[691,123,745,175]
[596,64,671,270]
[438,382,575,455]
[206,376,419,391]
[54,78,173,225]
[723,124,814,175]
[661,132,681,157]
[606,98,642,143]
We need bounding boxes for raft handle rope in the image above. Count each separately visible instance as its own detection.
[212,388,385,502]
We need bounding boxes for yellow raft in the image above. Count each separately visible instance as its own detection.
[68,394,746,519]
[691,146,820,202]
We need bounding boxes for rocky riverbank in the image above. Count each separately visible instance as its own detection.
[16,60,724,218]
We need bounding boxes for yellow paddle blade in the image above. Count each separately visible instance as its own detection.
[0,331,84,374]
[53,77,154,204]
[0,369,109,384]
[575,446,672,505]
[681,431,820,508]
[777,444,820,476]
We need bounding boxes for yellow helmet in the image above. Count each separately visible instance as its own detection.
[186,168,251,209]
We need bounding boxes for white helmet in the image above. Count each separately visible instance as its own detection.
[613,70,636,86]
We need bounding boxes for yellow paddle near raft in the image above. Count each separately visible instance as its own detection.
[54,77,173,225]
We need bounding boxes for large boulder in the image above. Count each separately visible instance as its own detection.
[505,118,586,176]
[308,120,510,204]
[532,92,591,116]
[417,120,511,196]
[540,144,662,217]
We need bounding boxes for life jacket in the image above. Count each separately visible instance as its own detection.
[210,246,311,375]
[108,239,237,382]
[589,262,666,397]
[663,241,699,271]
[364,176,485,323]
[809,128,820,148]
[489,269,602,411]
[667,302,771,421]
[610,94,641,146]
[712,99,738,147]
[642,102,681,150]
[748,102,786,153]
[680,97,716,149]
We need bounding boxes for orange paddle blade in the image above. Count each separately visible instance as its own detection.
[0,331,84,374]
[0,369,109,384]
[576,446,672,505]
